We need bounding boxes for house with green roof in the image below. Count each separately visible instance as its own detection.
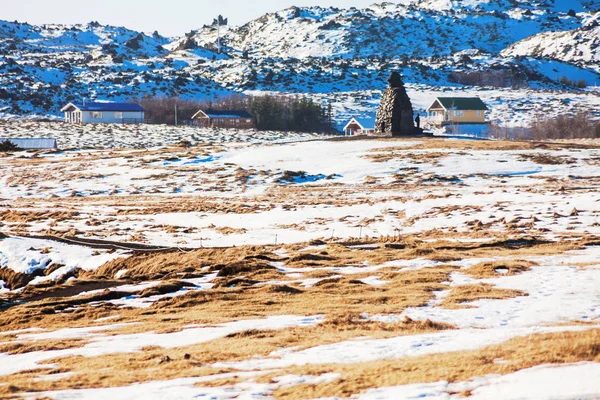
[426,97,488,126]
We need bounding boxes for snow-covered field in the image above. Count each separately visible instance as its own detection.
[0,121,329,149]
[1,131,599,399]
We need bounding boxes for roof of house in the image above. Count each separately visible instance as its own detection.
[193,109,253,119]
[344,116,376,130]
[61,102,145,112]
[0,138,57,149]
[429,97,488,111]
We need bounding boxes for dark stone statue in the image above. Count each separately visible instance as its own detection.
[376,72,416,136]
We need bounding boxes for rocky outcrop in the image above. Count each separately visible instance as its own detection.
[375,72,416,136]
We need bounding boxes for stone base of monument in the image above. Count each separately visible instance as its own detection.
[384,127,433,137]
[411,127,433,137]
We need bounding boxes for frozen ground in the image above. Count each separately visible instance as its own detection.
[3,137,600,248]
[25,363,600,400]
[1,134,599,399]
[341,363,600,400]
[0,121,330,149]
[0,315,323,376]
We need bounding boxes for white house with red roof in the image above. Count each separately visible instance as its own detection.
[343,116,376,136]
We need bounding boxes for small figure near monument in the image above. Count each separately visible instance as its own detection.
[375,72,417,136]
[415,113,421,129]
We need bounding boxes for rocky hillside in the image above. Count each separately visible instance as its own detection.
[502,12,600,69]
[0,0,598,119]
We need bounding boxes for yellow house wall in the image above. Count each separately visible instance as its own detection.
[447,110,486,123]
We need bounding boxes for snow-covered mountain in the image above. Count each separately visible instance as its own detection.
[189,0,589,59]
[502,12,600,69]
[0,0,598,119]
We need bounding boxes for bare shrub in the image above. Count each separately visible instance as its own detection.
[487,124,531,141]
[448,68,527,88]
[529,112,600,140]
[560,75,588,89]
[490,113,600,141]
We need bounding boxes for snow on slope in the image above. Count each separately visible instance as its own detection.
[0,237,126,284]
[502,13,600,72]
[190,1,585,60]
[353,363,600,400]
[20,363,600,399]
[0,21,169,56]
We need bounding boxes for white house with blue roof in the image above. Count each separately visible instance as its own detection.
[343,116,376,136]
[61,101,145,124]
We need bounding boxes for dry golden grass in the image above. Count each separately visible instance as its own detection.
[0,210,79,223]
[378,138,600,151]
[2,234,584,327]
[0,338,88,355]
[213,226,248,235]
[464,259,538,279]
[0,233,596,397]
[0,315,454,396]
[367,150,451,164]
[519,153,577,165]
[270,328,600,399]
[277,223,307,231]
[0,242,458,334]
[0,363,225,397]
[440,284,528,309]
[146,267,453,328]
[113,197,275,216]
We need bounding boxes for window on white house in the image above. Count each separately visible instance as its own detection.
[114,112,123,119]
[90,112,103,119]
[454,110,464,117]
[235,119,240,123]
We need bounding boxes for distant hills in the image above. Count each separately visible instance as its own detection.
[0,0,598,119]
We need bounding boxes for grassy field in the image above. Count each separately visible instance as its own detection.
[1,134,599,399]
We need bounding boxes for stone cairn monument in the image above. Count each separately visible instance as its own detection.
[376,72,419,136]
